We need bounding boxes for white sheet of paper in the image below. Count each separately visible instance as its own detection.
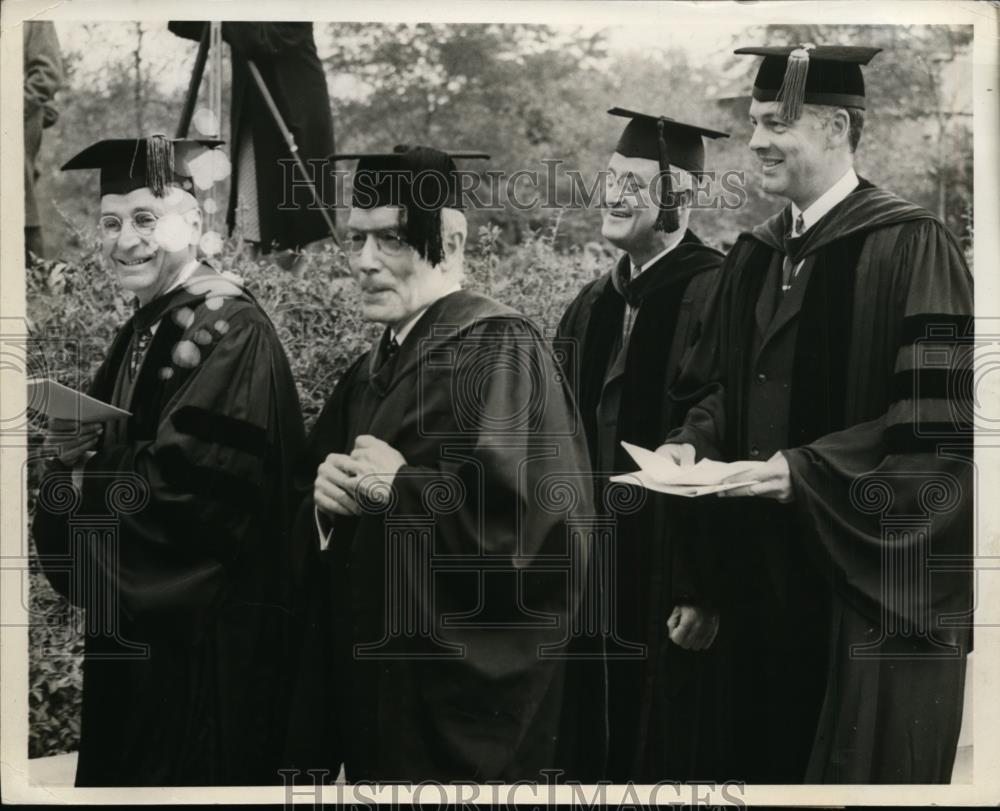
[619,441,760,486]
[26,378,131,422]
[610,471,760,498]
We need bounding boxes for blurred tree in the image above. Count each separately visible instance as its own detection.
[32,22,972,258]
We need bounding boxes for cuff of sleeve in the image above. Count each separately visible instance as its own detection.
[780,447,809,505]
[314,505,334,551]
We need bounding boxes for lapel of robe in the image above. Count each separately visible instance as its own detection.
[596,255,641,430]
[360,289,514,439]
[110,276,227,438]
[753,253,782,339]
[366,327,397,398]
[750,181,892,362]
[754,258,815,361]
[599,256,632,396]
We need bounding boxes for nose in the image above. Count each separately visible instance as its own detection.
[748,122,768,154]
[116,221,144,250]
[354,233,382,274]
[605,176,625,208]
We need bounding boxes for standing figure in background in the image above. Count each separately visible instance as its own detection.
[556,108,728,782]
[23,20,63,262]
[168,22,335,266]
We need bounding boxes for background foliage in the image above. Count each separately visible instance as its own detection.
[27,20,973,759]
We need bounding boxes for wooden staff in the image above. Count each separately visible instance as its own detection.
[174,25,211,138]
[246,60,339,247]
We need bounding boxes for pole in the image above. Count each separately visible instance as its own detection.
[246,59,339,247]
[209,23,222,139]
[174,25,211,138]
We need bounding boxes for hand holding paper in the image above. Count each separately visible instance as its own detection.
[29,378,129,468]
[609,441,762,497]
[654,442,696,467]
[716,452,795,503]
[43,417,103,467]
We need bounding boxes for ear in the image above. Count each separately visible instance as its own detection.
[828,109,850,148]
[443,226,465,259]
[185,207,203,251]
[675,187,693,212]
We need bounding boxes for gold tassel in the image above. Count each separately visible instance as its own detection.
[776,43,815,122]
[654,118,679,233]
[145,133,175,197]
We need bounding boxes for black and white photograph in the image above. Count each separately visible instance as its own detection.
[1,0,997,805]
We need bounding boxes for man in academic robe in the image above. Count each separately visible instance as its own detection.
[555,108,728,782]
[295,145,597,782]
[659,45,973,783]
[168,22,335,263]
[32,135,307,786]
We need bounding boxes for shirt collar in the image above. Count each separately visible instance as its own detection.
[629,229,686,280]
[791,167,859,235]
[392,283,462,345]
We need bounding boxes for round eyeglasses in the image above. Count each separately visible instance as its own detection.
[99,211,159,239]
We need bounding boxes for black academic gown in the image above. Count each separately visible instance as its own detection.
[169,22,335,252]
[668,180,973,784]
[33,264,308,786]
[555,230,724,782]
[294,289,598,783]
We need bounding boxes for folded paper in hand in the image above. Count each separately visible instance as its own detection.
[27,378,131,421]
[609,441,760,497]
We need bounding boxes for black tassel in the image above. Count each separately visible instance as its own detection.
[396,145,446,266]
[412,208,444,267]
[145,134,175,197]
[776,44,814,122]
[654,118,679,233]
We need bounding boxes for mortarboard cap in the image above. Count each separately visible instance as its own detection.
[608,107,729,233]
[329,145,489,266]
[62,135,225,197]
[735,44,882,122]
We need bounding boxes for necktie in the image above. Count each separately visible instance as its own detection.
[375,330,400,372]
[129,328,152,378]
[781,213,807,293]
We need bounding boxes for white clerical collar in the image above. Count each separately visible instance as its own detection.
[629,229,686,280]
[162,258,203,296]
[392,283,462,345]
[792,167,859,235]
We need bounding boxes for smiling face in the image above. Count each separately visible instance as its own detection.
[747,99,836,208]
[601,153,665,253]
[99,187,201,305]
[346,206,454,328]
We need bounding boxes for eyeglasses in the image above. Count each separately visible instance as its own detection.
[98,211,159,239]
[345,229,409,257]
